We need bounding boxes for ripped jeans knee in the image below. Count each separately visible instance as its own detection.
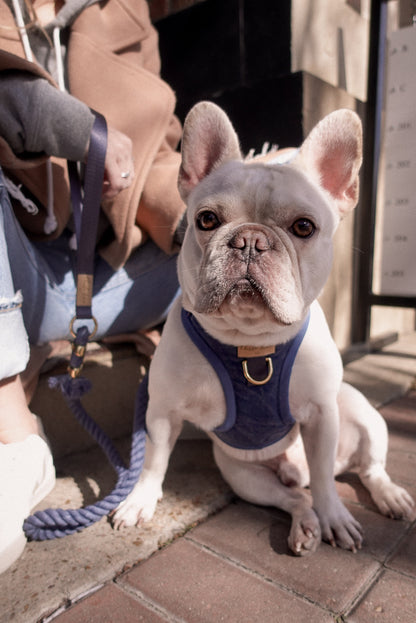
[0,172,30,380]
[0,290,29,380]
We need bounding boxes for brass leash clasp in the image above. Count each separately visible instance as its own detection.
[68,316,98,378]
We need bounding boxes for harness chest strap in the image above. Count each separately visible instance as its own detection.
[181,309,310,451]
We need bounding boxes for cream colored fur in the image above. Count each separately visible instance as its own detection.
[113,102,414,555]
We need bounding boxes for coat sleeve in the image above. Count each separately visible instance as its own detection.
[0,71,94,162]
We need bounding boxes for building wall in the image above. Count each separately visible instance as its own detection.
[291,0,371,101]
[148,0,414,349]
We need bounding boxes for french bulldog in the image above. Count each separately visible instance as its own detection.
[113,102,414,555]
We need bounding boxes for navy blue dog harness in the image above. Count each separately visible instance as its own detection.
[181,309,310,451]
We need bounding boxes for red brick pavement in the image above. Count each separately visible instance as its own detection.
[49,392,416,623]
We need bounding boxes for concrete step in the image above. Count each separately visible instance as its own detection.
[29,341,149,460]
[29,340,206,460]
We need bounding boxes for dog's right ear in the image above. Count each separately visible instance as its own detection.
[178,101,242,200]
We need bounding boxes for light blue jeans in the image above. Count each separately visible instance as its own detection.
[0,168,180,380]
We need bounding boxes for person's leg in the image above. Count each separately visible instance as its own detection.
[0,171,55,574]
[0,169,44,442]
[10,229,179,344]
[0,376,38,443]
[91,240,180,338]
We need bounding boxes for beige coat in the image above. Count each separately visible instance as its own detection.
[0,0,185,268]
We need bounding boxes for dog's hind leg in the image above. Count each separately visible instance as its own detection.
[337,382,415,520]
[213,443,321,555]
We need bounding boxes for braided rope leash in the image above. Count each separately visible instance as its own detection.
[23,335,148,540]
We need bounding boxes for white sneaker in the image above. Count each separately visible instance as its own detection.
[0,433,55,574]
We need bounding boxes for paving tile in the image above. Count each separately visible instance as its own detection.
[50,583,168,622]
[378,393,416,485]
[385,449,416,486]
[120,538,333,623]
[336,469,416,524]
[348,569,416,622]
[381,393,416,440]
[298,472,412,560]
[387,524,416,578]
[386,428,416,459]
[343,504,412,561]
[380,391,416,422]
[336,471,379,511]
[186,500,380,613]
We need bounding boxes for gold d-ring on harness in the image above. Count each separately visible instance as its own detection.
[242,357,274,386]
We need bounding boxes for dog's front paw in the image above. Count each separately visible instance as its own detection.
[112,480,162,530]
[371,482,415,520]
[317,499,363,552]
[288,508,321,556]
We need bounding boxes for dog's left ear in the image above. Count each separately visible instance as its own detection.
[294,109,362,217]
[178,101,242,200]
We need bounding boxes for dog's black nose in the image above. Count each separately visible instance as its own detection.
[229,228,271,254]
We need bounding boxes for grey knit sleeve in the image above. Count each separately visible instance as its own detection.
[0,71,95,162]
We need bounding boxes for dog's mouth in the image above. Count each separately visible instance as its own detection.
[224,277,303,325]
[226,278,265,305]
[223,277,290,322]
[196,275,296,325]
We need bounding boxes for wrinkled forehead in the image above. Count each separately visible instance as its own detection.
[188,160,335,226]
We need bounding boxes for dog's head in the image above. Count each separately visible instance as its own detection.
[177,102,362,345]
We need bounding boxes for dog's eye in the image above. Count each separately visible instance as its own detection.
[196,210,221,231]
[290,218,315,239]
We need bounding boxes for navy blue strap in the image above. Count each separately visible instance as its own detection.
[181,309,237,432]
[68,112,108,321]
[181,309,311,437]
[68,161,82,241]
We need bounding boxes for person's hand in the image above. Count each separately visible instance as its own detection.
[101,125,135,199]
